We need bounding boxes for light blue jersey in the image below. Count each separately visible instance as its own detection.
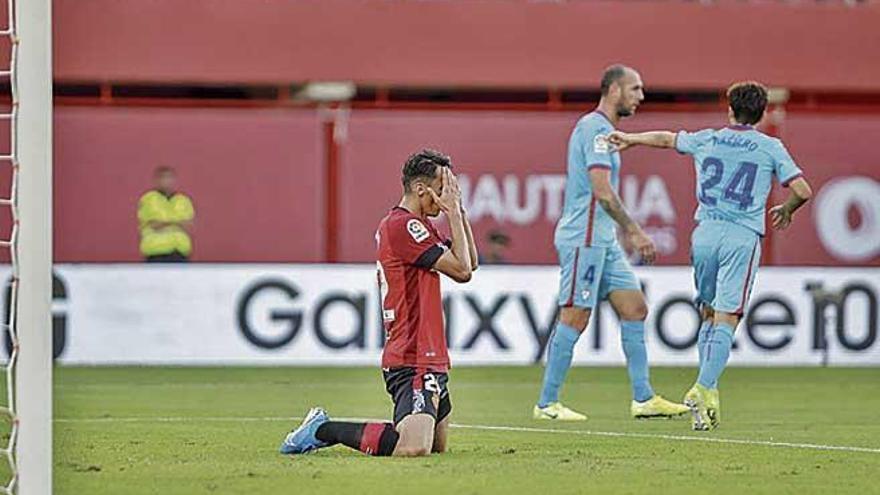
[555,111,620,248]
[554,111,639,310]
[675,125,803,236]
[678,124,803,315]
[539,110,655,409]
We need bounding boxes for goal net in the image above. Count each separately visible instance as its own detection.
[0,0,52,492]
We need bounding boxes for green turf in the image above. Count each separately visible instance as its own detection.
[48,366,880,494]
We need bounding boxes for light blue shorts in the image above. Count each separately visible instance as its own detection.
[690,220,762,315]
[556,244,641,308]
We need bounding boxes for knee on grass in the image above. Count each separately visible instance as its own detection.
[393,414,437,457]
[431,436,447,454]
[394,444,432,457]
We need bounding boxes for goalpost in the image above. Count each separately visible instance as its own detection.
[3,0,52,492]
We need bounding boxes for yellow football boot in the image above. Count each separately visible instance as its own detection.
[684,384,713,431]
[705,388,720,429]
[631,395,691,419]
[533,402,588,421]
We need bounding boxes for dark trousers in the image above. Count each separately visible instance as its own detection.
[145,252,189,263]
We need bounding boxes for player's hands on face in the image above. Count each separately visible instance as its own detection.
[628,228,656,265]
[427,168,462,214]
[607,131,633,152]
[769,204,793,230]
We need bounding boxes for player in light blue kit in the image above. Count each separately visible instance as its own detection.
[533,65,690,421]
[609,82,813,430]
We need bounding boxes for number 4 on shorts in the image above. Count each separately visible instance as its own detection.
[584,265,595,284]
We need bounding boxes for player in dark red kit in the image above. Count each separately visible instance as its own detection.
[279,149,477,457]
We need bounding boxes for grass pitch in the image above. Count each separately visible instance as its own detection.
[51,366,880,494]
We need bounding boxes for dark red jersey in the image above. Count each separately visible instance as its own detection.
[376,206,450,372]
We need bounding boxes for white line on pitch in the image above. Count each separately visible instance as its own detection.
[451,423,880,454]
[53,416,880,455]
[54,416,296,423]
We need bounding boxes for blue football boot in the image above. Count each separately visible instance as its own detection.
[279,407,330,455]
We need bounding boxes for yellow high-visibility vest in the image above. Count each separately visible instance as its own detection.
[137,190,195,257]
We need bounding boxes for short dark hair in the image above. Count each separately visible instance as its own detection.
[402,149,452,192]
[727,81,768,125]
[600,65,628,96]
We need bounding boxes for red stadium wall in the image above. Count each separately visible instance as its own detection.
[26,0,880,267]
[51,0,880,91]
[52,106,324,262]
[36,105,879,266]
[772,114,880,266]
[336,109,879,266]
[336,110,717,265]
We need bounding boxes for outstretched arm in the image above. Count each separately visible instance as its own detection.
[608,131,677,151]
[769,177,813,230]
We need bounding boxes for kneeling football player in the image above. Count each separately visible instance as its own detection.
[279,149,477,456]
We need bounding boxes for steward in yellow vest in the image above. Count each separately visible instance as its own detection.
[137,167,195,262]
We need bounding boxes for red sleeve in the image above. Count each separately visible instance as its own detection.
[388,215,447,268]
[427,220,452,248]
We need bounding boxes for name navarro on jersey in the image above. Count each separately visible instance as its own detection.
[711,134,759,152]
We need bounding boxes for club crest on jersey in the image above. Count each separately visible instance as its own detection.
[412,389,426,413]
[407,219,430,243]
[594,134,610,154]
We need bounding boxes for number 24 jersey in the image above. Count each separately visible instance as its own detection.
[675,125,803,236]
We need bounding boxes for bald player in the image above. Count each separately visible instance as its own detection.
[534,65,690,421]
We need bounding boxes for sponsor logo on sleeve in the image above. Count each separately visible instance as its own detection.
[594,134,610,154]
[407,219,431,243]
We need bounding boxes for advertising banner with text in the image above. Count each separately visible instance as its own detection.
[5,264,877,367]
[337,110,880,267]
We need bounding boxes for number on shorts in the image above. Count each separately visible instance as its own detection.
[423,373,440,394]
[584,265,596,284]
